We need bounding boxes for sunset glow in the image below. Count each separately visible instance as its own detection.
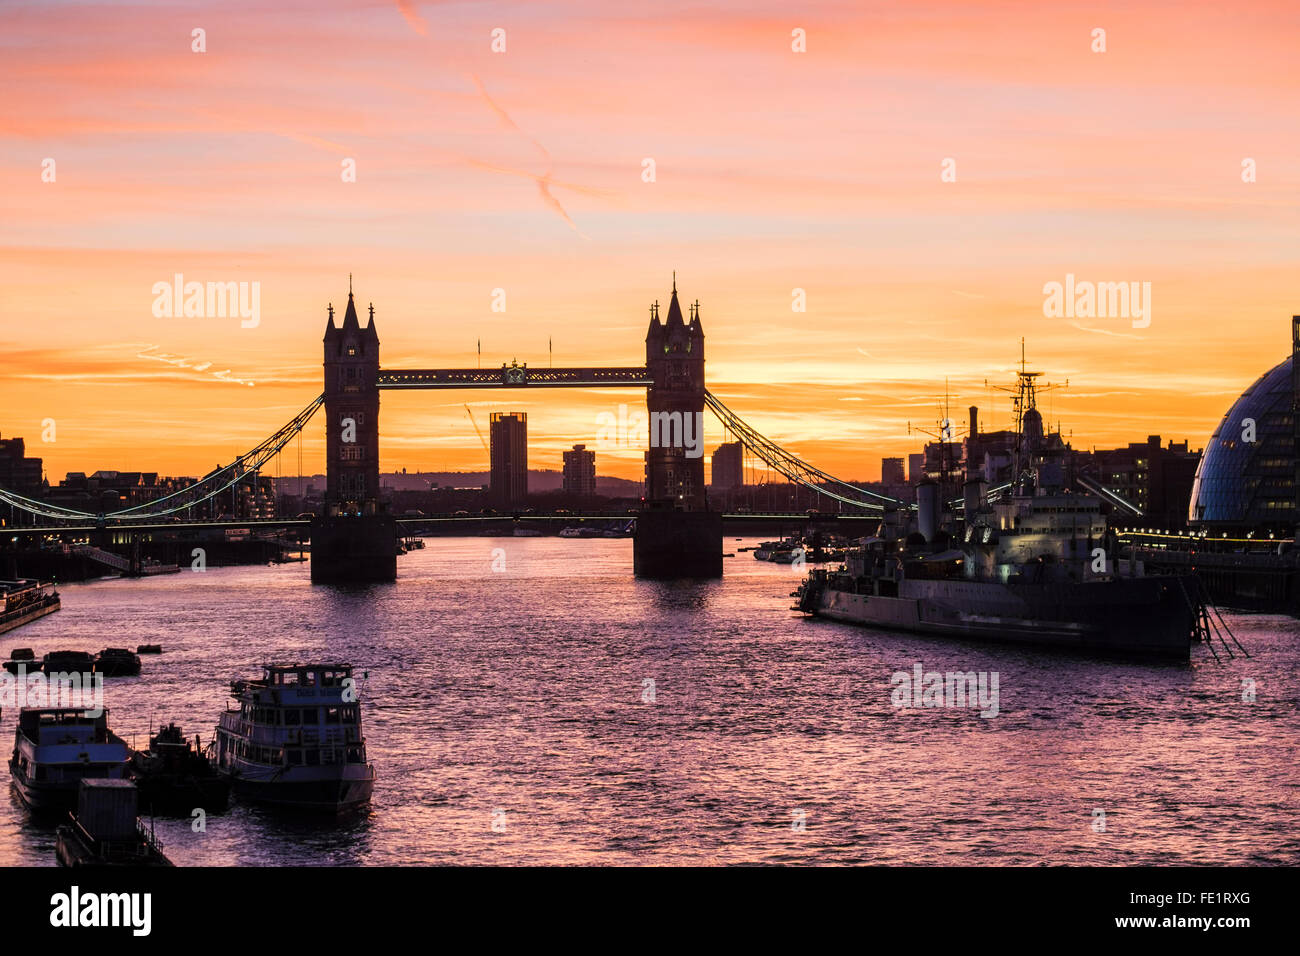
[3,0,1297,482]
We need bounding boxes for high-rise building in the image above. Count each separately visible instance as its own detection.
[711,442,743,489]
[1088,435,1201,528]
[881,457,905,485]
[907,453,925,484]
[0,433,44,497]
[490,412,528,505]
[562,444,596,496]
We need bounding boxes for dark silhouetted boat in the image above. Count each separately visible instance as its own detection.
[3,648,35,674]
[39,650,95,676]
[129,723,229,814]
[56,779,172,867]
[94,648,141,677]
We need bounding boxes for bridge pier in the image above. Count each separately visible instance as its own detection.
[309,514,397,584]
[633,508,723,578]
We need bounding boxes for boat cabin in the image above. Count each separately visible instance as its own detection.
[17,708,112,746]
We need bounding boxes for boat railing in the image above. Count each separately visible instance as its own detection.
[218,717,361,747]
[67,817,164,859]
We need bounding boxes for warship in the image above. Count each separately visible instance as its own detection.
[794,357,1203,660]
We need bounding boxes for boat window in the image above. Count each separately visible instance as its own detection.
[300,707,318,724]
[305,749,320,766]
[287,749,302,765]
[284,708,301,725]
[325,706,341,724]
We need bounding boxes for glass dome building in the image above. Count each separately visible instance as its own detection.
[1188,355,1296,531]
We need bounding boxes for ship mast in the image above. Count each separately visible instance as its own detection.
[987,339,1066,484]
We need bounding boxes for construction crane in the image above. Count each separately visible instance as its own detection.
[464,404,490,456]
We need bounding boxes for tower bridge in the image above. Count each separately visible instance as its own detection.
[0,276,902,583]
[315,275,717,580]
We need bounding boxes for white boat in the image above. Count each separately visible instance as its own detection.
[558,527,582,538]
[214,664,375,813]
[9,708,130,813]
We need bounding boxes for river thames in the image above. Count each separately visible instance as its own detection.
[2,537,1297,866]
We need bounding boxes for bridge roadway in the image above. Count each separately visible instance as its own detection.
[5,513,877,536]
[377,366,653,389]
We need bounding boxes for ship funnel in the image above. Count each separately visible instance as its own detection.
[963,478,984,517]
[917,480,940,542]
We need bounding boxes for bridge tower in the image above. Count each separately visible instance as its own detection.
[323,287,381,513]
[643,275,707,508]
[311,281,396,583]
[634,275,722,577]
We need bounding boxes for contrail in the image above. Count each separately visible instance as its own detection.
[470,73,587,238]
[395,0,428,36]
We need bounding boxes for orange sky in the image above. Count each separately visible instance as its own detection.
[2,0,1297,484]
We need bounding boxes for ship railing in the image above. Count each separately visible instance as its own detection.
[67,817,163,859]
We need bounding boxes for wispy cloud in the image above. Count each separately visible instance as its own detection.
[1067,321,1142,340]
[136,345,256,387]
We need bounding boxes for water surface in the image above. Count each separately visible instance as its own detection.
[2,537,1296,865]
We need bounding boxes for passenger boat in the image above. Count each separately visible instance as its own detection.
[129,723,230,814]
[214,664,375,813]
[9,708,131,813]
[94,648,142,677]
[56,779,172,867]
[0,579,60,636]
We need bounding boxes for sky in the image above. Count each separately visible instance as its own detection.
[2,0,1297,484]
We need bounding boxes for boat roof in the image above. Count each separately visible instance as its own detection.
[17,707,109,730]
[236,663,355,689]
[0,578,44,591]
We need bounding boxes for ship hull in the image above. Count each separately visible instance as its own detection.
[8,762,130,814]
[804,575,1197,660]
[0,597,60,637]
[219,760,374,813]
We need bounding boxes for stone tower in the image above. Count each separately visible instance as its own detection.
[643,275,706,509]
[322,283,381,516]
